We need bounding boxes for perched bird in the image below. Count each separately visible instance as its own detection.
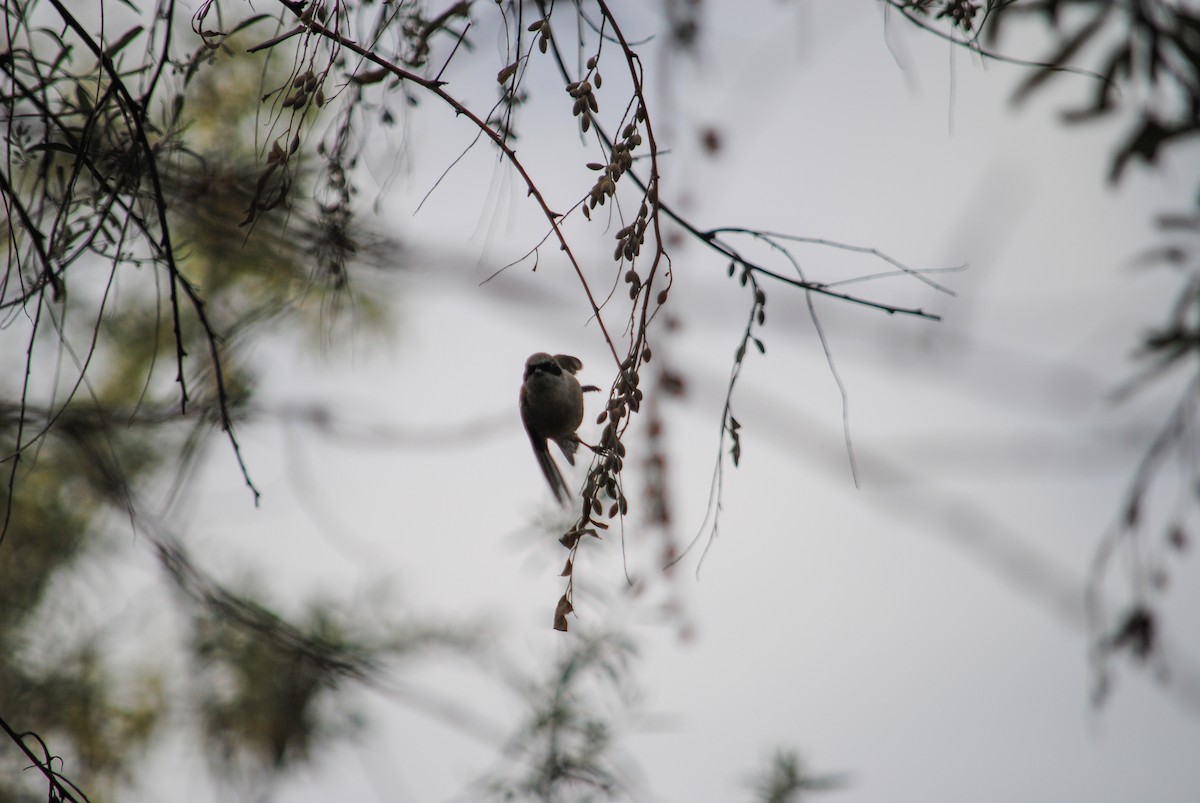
[519,352,591,505]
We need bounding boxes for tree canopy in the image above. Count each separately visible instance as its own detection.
[2,1,1198,801]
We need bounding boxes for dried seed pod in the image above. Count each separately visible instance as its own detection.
[549,599,572,640]
[497,62,519,84]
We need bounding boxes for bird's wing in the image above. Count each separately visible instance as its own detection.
[553,354,583,374]
[556,434,580,466]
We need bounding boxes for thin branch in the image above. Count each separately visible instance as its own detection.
[880,0,1113,86]
[47,0,261,502]
[0,716,91,803]
[710,227,958,297]
[0,293,42,547]
[269,0,622,366]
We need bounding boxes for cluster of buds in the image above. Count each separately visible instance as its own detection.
[563,351,648,537]
[566,77,598,133]
[281,68,325,109]
[527,17,552,54]
[596,349,646,437]
[583,112,646,214]
[553,351,656,631]
[614,194,653,263]
[936,0,978,30]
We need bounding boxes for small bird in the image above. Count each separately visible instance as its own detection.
[519,352,593,505]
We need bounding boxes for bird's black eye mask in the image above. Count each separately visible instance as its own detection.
[526,360,562,380]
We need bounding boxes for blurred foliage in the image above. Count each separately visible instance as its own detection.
[0,445,159,802]
[890,0,1200,712]
[0,2,401,799]
[888,1,1200,179]
[1089,200,1200,707]
[746,748,847,803]
[3,0,1194,801]
[480,633,640,803]
[192,593,367,772]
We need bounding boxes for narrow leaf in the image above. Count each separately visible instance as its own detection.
[103,26,144,59]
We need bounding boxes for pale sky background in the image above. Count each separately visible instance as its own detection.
[132,1,1200,801]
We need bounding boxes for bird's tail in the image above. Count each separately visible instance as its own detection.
[537,446,572,505]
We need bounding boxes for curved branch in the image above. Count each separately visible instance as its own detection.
[0,715,91,803]
[270,0,622,366]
